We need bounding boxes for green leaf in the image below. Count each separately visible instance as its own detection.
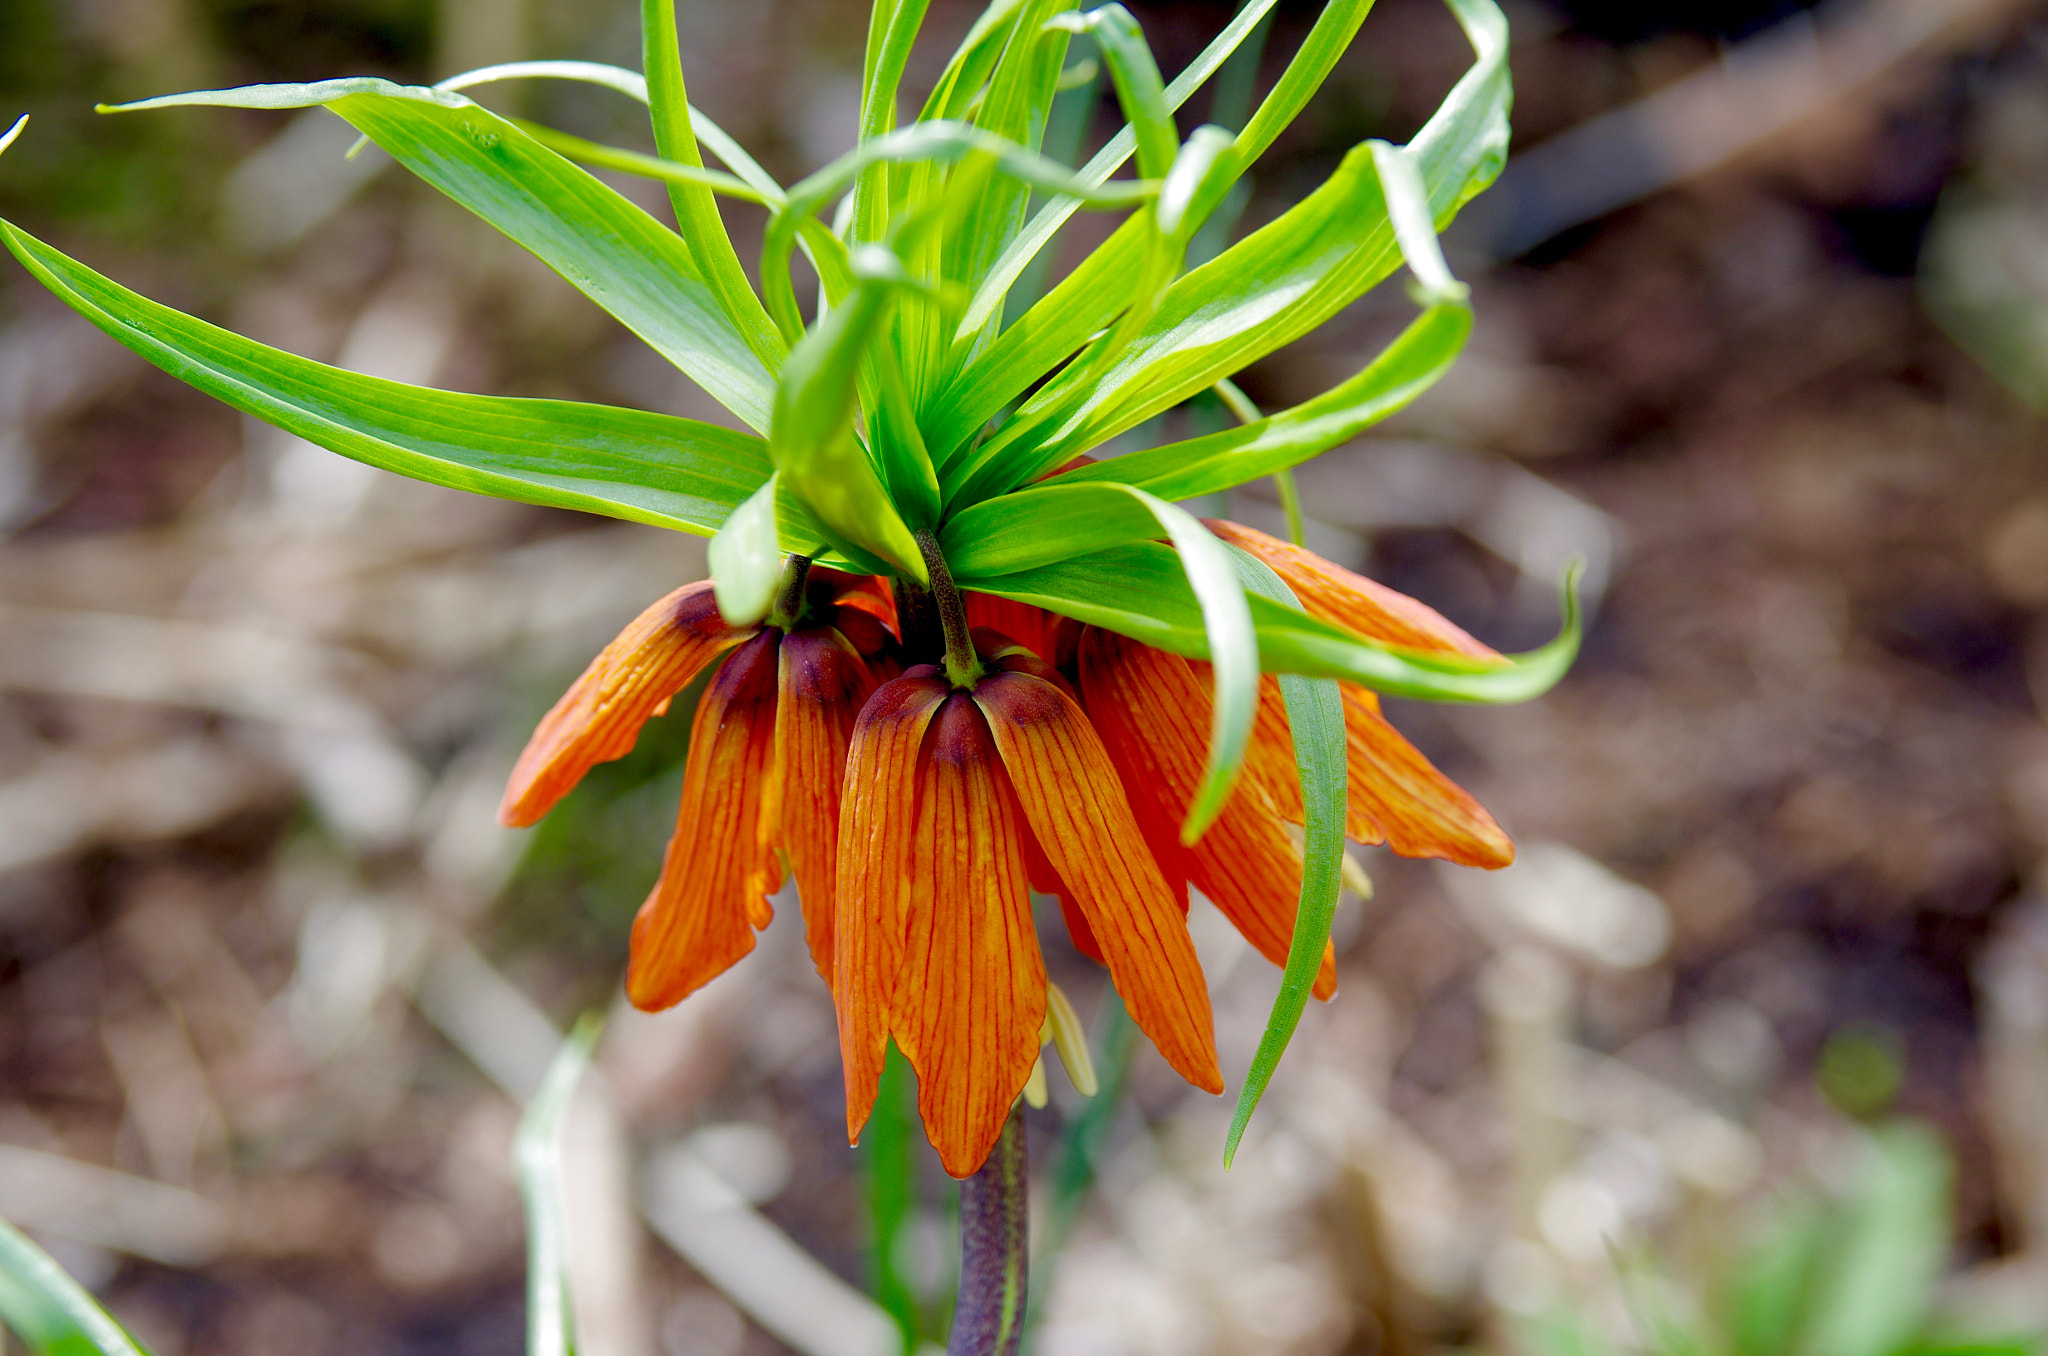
[949,0,1280,345]
[0,1215,152,1356]
[641,0,785,371]
[930,0,1070,370]
[851,0,937,246]
[346,60,786,202]
[709,477,786,627]
[1222,0,1371,173]
[956,541,1584,703]
[1223,551,1346,1166]
[944,0,1511,503]
[771,249,929,582]
[862,1046,925,1354]
[759,119,1153,345]
[102,80,781,432]
[933,123,1236,489]
[1727,1197,1829,1356]
[515,1014,602,1356]
[927,0,1368,446]
[921,1,1032,122]
[1,222,771,533]
[1051,304,1472,501]
[1799,1125,1952,1356]
[1047,6,1175,183]
[508,121,772,205]
[1371,139,1470,307]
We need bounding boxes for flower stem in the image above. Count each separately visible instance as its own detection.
[949,1106,1027,1356]
[916,529,984,689]
[766,553,813,630]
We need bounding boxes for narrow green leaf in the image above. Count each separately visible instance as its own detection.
[937,123,1237,493]
[929,0,1070,374]
[1370,139,1470,306]
[1047,6,1176,182]
[515,1014,603,1356]
[851,0,937,246]
[950,0,1280,343]
[1144,497,1256,842]
[709,476,786,627]
[1223,552,1346,1165]
[1219,0,1372,181]
[1799,1125,1952,1356]
[943,0,1511,504]
[1,222,771,533]
[344,61,785,201]
[930,0,1367,429]
[919,0,1032,122]
[102,80,780,432]
[863,1046,924,1354]
[0,1215,152,1356]
[772,249,928,582]
[1729,1198,1829,1356]
[956,541,1583,703]
[510,121,770,204]
[642,0,786,371]
[759,119,1153,345]
[1051,304,1471,501]
[1211,378,1307,545]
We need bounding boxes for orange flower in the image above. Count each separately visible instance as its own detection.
[1205,520,1514,869]
[952,521,1512,1023]
[499,570,894,1007]
[835,648,1223,1178]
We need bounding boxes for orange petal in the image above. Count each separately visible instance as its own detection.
[501,581,744,827]
[625,631,784,1011]
[772,628,877,985]
[974,669,1223,1094]
[834,672,950,1143]
[891,696,1048,1178]
[1205,520,1500,659]
[815,567,899,631]
[1249,671,1386,846]
[1342,684,1514,868]
[1080,631,1336,1001]
[1022,821,1106,965]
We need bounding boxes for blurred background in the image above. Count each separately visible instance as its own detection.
[4,0,2048,1352]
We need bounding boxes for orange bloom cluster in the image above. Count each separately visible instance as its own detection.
[500,523,1510,1176]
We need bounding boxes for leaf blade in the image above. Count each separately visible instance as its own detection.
[2,221,771,535]
[1223,551,1346,1165]
[515,1014,603,1356]
[104,80,781,431]
[956,541,1583,703]
[0,1214,152,1356]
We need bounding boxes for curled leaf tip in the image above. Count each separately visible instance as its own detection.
[0,115,25,156]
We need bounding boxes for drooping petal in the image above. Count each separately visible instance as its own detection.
[1342,684,1513,868]
[501,581,745,827]
[835,671,950,1142]
[1079,630,1337,1001]
[1021,822,1105,964]
[772,628,877,984]
[626,630,784,1011]
[890,696,1048,1178]
[974,669,1223,1095]
[1205,520,1500,659]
